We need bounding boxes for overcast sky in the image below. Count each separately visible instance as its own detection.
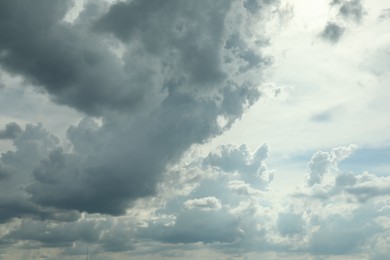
[0,0,389,259]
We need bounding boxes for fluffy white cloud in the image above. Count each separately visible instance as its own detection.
[184,197,222,211]
[306,144,357,186]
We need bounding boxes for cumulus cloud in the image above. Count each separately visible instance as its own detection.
[134,143,274,250]
[306,145,357,186]
[299,145,390,205]
[203,143,273,187]
[0,0,277,216]
[134,144,390,257]
[291,146,390,256]
[0,122,22,140]
[338,172,390,202]
[1,0,389,259]
[1,142,389,259]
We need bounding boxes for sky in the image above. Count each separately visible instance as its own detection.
[0,0,389,259]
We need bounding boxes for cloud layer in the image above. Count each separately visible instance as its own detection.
[2,143,390,259]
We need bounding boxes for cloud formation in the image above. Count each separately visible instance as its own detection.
[1,143,390,259]
[1,0,389,259]
[0,0,276,216]
[0,122,22,140]
[306,144,357,186]
[333,0,365,23]
[320,0,365,43]
[320,22,345,43]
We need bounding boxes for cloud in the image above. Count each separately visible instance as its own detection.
[379,8,390,20]
[0,0,143,115]
[0,163,12,180]
[277,212,305,236]
[184,197,222,211]
[306,145,357,186]
[1,142,390,259]
[290,146,390,256]
[203,143,272,187]
[336,0,365,23]
[135,143,273,250]
[0,122,21,139]
[308,205,381,255]
[340,172,390,202]
[140,208,241,244]
[299,146,390,204]
[134,144,390,257]
[320,22,345,43]
[0,124,64,221]
[1,214,138,256]
[0,197,80,224]
[0,0,277,216]
[1,0,389,258]
[320,0,365,43]
[310,106,344,122]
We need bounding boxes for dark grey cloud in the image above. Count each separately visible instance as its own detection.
[0,76,4,89]
[3,216,136,255]
[0,0,277,218]
[140,208,241,244]
[0,122,21,139]
[0,197,80,224]
[320,22,345,43]
[9,216,168,257]
[0,124,65,221]
[0,0,145,115]
[0,0,312,257]
[0,163,12,180]
[6,219,101,247]
[1,141,389,258]
[0,125,80,223]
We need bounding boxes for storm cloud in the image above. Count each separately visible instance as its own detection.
[0,0,276,216]
[0,122,22,140]
[1,0,389,259]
